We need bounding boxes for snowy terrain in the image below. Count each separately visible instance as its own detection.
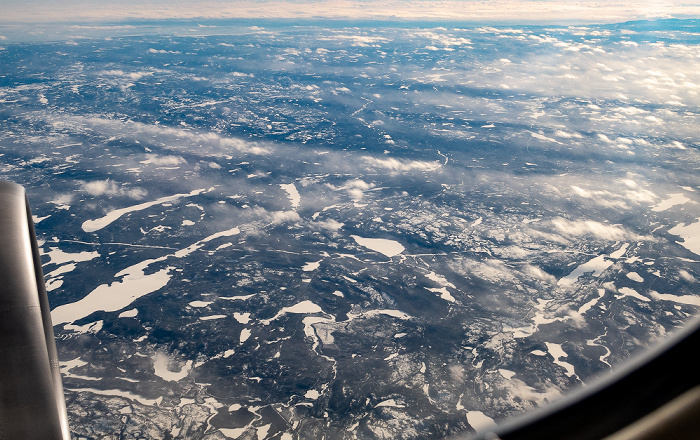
[1,18,700,439]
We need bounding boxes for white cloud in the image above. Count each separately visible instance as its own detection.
[567,179,657,209]
[346,179,373,190]
[523,265,557,284]
[269,211,301,225]
[348,188,364,201]
[50,193,73,209]
[82,180,119,196]
[678,269,697,283]
[331,34,390,47]
[50,114,271,156]
[361,156,441,172]
[312,219,344,231]
[550,218,635,241]
[450,258,517,285]
[148,48,180,54]
[140,154,186,166]
[100,69,154,80]
[81,180,147,199]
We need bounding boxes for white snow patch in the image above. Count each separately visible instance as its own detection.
[545,342,578,379]
[669,219,700,256]
[616,287,650,302]
[587,336,612,368]
[255,424,271,440]
[426,287,456,302]
[503,298,564,338]
[558,255,613,286]
[262,300,324,324]
[60,358,100,381]
[152,352,192,382]
[578,289,606,314]
[376,399,405,408]
[33,214,51,223]
[45,263,78,280]
[64,320,103,334]
[652,193,691,212]
[302,260,322,271]
[200,315,227,321]
[52,224,244,324]
[648,290,700,306]
[219,428,248,438]
[189,300,213,308]
[499,369,516,379]
[82,188,207,232]
[221,294,256,301]
[347,309,411,321]
[626,272,644,283]
[46,279,64,291]
[219,350,235,359]
[466,411,496,432]
[233,312,251,324]
[351,235,404,257]
[280,183,301,209]
[118,309,138,318]
[240,328,251,343]
[67,388,162,407]
[51,257,173,325]
[425,271,456,288]
[188,226,240,247]
[609,243,629,259]
[282,301,322,314]
[44,248,100,265]
[305,390,320,399]
[302,316,336,347]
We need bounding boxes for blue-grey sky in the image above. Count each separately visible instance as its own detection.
[1,0,699,23]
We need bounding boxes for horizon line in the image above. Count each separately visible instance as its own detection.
[1,0,699,26]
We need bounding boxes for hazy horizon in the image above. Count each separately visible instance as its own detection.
[1,0,699,25]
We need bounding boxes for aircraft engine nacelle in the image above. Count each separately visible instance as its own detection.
[0,181,70,439]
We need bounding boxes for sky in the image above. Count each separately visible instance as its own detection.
[1,0,699,24]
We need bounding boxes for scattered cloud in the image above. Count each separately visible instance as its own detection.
[140,154,186,166]
[523,265,557,284]
[51,193,73,209]
[361,156,441,172]
[549,218,636,241]
[81,180,148,199]
[100,69,155,80]
[312,219,344,231]
[48,114,272,156]
[449,258,518,285]
[269,210,301,225]
[147,48,181,54]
